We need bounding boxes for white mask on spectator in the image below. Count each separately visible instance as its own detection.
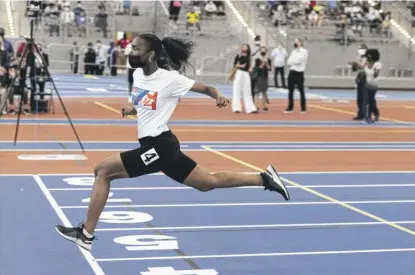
[358,49,366,56]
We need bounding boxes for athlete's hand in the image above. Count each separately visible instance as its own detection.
[216,92,229,108]
[121,105,136,117]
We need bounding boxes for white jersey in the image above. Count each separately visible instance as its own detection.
[129,68,195,138]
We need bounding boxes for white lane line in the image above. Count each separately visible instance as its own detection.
[34,175,105,275]
[95,247,415,262]
[60,199,415,209]
[94,220,415,232]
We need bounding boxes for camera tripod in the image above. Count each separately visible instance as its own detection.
[0,19,84,151]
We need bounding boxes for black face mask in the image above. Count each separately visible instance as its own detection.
[294,43,298,48]
[128,54,147,69]
[261,52,266,56]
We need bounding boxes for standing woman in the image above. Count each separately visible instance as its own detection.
[169,0,182,29]
[254,46,272,112]
[231,44,257,114]
[363,49,381,123]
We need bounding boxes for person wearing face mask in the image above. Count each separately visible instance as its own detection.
[0,28,14,60]
[362,49,381,123]
[231,44,257,114]
[251,36,266,103]
[271,43,287,89]
[30,43,49,102]
[284,38,308,114]
[351,44,368,120]
[94,40,107,75]
[84,42,96,75]
[55,33,290,252]
[60,4,75,37]
[254,47,272,112]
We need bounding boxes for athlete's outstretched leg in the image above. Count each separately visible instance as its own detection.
[182,164,290,200]
[55,153,129,251]
[84,154,129,233]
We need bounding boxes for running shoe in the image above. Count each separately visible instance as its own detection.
[261,164,290,200]
[55,223,95,251]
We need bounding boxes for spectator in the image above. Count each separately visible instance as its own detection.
[308,9,319,26]
[367,7,382,33]
[169,1,182,29]
[94,40,107,76]
[284,38,308,114]
[44,2,60,37]
[0,39,8,115]
[74,1,87,37]
[61,0,71,10]
[97,1,106,11]
[117,33,130,69]
[253,47,272,112]
[204,1,217,16]
[231,44,257,114]
[74,1,85,16]
[381,11,392,38]
[272,4,286,27]
[107,42,118,76]
[95,8,108,38]
[84,42,96,75]
[213,1,225,15]
[411,9,415,27]
[30,43,49,102]
[4,56,30,115]
[271,43,288,88]
[0,28,14,60]
[27,0,42,29]
[60,4,75,37]
[123,0,132,15]
[186,6,201,33]
[113,0,134,15]
[69,41,80,74]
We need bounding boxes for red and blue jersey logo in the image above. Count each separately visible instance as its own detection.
[131,87,158,110]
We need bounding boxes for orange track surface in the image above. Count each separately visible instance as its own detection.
[0,98,413,174]
[1,125,413,141]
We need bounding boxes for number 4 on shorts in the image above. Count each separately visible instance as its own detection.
[141,148,160,165]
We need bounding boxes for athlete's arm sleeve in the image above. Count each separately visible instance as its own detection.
[171,73,195,97]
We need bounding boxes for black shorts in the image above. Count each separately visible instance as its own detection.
[120,130,197,183]
[128,68,135,84]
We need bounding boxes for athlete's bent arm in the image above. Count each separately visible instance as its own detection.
[190,82,230,108]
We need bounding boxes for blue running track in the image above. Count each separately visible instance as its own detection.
[1,172,415,275]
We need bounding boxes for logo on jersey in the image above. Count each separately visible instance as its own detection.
[131,87,158,110]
